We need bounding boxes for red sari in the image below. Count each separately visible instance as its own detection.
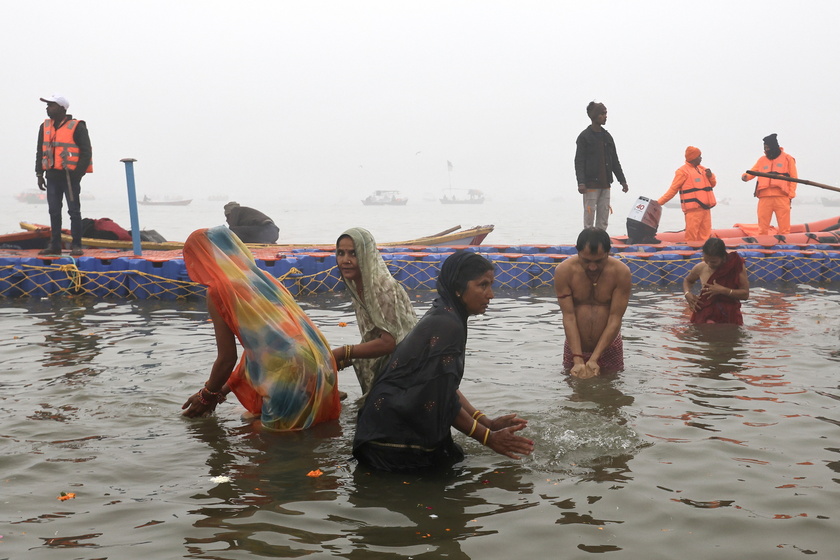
[690,252,745,326]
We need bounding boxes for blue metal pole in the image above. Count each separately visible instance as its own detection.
[121,158,142,256]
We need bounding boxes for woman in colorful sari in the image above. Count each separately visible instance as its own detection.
[181,226,340,430]
[353,251,535,472]
[332,227,417,395]
[683,237,750,325]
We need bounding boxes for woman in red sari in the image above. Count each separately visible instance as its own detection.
[683,238,750,325]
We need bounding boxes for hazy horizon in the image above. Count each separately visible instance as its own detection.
[5,1,840,212]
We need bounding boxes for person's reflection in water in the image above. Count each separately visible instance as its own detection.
[34,299,102,374]
[560,373,640,483]
[183,417,346,557]
[674,323,750,379]
[348,463,535,558]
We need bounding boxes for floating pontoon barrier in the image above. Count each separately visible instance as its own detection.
[2,245,840,300]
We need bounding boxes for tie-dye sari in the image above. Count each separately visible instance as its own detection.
[184,226,340,430]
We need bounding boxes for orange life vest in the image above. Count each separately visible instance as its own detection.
[677,163,716,212]
[748,149,796,198]
[41,118,93,173]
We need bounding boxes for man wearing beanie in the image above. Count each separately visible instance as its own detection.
[574,101,629,232]
[741,134,798,235]
[223,201,279,243]
[657,146,717,242]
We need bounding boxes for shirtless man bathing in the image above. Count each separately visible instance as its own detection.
[554,228,631,378]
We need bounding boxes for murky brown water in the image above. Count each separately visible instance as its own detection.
[3,284,840,558]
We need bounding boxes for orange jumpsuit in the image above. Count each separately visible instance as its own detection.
[658,162,716,242]
[742,149,797,235]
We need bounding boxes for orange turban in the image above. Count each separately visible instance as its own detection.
[685,146,701,161]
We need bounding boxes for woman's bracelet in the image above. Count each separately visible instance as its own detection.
[471,410,485,420]
[201,384,226,404]
[482,428,490,446]
[467,419,478,437]
[729,289,733,296]
[344,345,353,361]
[571,353,585,359]
[684,291,691,297]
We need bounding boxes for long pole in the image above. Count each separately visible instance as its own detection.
[745,170,840,194]
[121,158,142,256]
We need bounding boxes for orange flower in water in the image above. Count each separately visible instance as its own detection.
[57,492,76,501]
[306,469,323,477]
[338,322,347,327]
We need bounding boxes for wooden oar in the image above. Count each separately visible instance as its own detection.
[745,170,840,194]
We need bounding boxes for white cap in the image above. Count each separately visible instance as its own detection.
[40,94,70,110]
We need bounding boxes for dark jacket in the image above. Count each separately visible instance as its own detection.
[574,126,626,189]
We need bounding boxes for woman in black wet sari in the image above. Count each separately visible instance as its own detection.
[353,251,535,472]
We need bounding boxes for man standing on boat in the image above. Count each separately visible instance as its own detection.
[36,94,92,257]
[223,202,279,244]
[574,101,629,232]
[553,227,631,378]
[656,146,717,242]
[741,133,797,235]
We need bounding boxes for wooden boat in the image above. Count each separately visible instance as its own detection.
[15,191,48,204]
[362,190,408,206]
[18,222,494,251]
[138,197,192,206]
[612,215,840,247]
[440,189,485,205]
[0,228,52,250]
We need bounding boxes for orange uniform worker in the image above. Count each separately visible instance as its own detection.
[657,146,717,242]
[741,133,798,235]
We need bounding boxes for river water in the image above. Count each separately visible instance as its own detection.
[3,194,840,558]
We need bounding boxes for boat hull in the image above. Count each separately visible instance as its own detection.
[18,222,494,251]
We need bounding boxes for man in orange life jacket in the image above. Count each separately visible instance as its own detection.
[35,94,93,257]
[741,133,797,235]
[657,146,717,242]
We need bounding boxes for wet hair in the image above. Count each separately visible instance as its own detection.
[450,253,494,295]
[575,227,611,254]
[702,237,727,258]
[586,101,606,118]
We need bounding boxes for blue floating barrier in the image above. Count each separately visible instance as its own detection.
[488,254,532,290]
[0,257,24,298]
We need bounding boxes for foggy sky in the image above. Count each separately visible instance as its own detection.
[4,0,840,207]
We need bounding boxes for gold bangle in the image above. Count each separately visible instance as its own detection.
[471,410,482,419]
[344,345,352,361]
[474,412,486,422]
[467,419,478,437]
[482,428,490,446]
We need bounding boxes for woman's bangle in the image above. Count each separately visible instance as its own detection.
[482,428,490,446]
[201,384,226,404]
[343,345,353,362]
[729,289,733,296]
[571,353,585,359]
[467,419,478,437]
[684,291,691,297]
[471,410,483,420]
[474,412,486,422]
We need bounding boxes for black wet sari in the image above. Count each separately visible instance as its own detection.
[352,251,485,472]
